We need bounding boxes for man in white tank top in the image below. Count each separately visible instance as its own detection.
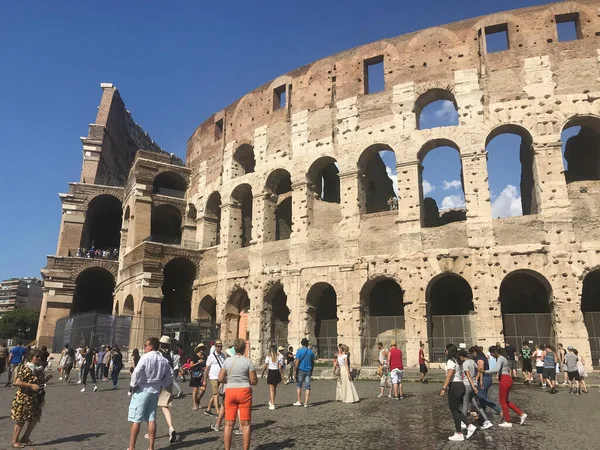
[376,342,390,398]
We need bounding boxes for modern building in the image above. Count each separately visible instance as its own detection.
[36,1,600,366]
[0,278,43,315]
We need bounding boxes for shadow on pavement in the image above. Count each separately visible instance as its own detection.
[40,433,104,445]
[253,420,276,431]
[169,436,218,448]
[254,438,296,449]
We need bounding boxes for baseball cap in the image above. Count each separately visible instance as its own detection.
[278,345,285,351]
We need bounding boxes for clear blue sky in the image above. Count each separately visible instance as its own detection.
[0,0,557,280]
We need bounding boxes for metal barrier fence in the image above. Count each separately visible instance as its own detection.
[362,316,407,366]
[429,315,474,362]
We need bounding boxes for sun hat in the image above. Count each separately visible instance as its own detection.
[159,335,171,344]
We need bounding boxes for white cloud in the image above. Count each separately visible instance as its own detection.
[440,194,465,210]
[443,179,462,190]
[491,185,522,218]
[434,101,457,121]
[385,166,399,197]
[422,180,435,195]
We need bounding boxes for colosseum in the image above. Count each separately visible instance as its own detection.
[37,0,600,368]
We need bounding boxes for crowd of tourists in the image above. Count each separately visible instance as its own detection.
[74,246,119,260]
[1,335,593,448]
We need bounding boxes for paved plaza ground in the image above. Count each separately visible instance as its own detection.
[0,373,596,449]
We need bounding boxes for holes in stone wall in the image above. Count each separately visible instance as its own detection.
[364,55,384,94]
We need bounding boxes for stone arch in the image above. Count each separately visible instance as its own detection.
[123,294,134,316]
[203,191,222,247]
[405,26,462,52]
[485,123,537,216]
[426,272,475,362]
[581,269,600,361]
[161,257,196,322]
[499,269,555,348]
[357,143,397,214]
[307,156,340,203]
[72,267,116,315]
[306,282,337,358]
[198,295,217,323]
[535,2,597,36]
[414,88,459,130]
[262,282,290,347]
[561,115,600,183]
[224,288,251,347]
[264,169,292,242]
[187,204,197,221]
[151,204,182,244]
[80,194,123,250]
[230,184,253,248]
[230,93,258,134]
[153,171,187,198]
[232,144,256,177]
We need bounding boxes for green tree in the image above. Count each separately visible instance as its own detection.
[0,308,40,341]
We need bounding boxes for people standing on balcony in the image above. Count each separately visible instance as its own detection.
[334,344,359,404]
[469,346,502,418]
[261,345,284,409]
[80,347,98,393]
[376,342,390,398]
[155,336,177,444]
[205,340,225,416]
[542,344,558,393]
[418,342,429,383]
[388,340,404,400]
[484,346,527,428]
[111,347,123,389]
[128,337,173,450]
[293,338,315,407]
[441,343,473,442]
[190,343,207,412]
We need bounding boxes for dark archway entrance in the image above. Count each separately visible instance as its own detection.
[307,157,340,203]
[427,273,475,362]
[263,283,290,347]
[123,295,134,316]
[203,192,222,247]
[161,258,196,322]
[80,195,122,250]
[499,270,554,349]
[198,295,217,323]
[72,267,115,314]
[225,289,250,354]
[360,277,405,365]
[230,184,253,248]
[581,271,600,364]
[151,204,182,244]
[153,171,187,198]
[306,283,337,358]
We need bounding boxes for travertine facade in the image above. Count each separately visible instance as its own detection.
[38,1,600,367]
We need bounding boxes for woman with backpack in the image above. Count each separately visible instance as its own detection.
[189,344,207,411]
[440,343,474,442]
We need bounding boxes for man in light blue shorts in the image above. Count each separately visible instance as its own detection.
[293,338,315,407]
[128,337,174,450]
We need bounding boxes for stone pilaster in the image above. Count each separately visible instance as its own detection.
[396,160,422,253]
[461,150,495,247]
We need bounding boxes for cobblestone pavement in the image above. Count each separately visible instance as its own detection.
[0,375,596,449]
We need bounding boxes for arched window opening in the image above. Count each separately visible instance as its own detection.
[161,258,196,323]
[263,284,289,346]
[224,289,250,350]
[582,271,600,364]
[114,302,119,316]
[80,195,122,251]
[427,273,474,362]
[264,170,292,242]
[360,277,405,366]
[358,145,398,214]
[203,192,222,247]
[415,89,458,130]
[419,140,466,227]
[499,270,554,350]
[150,204,182,245]
[230,184,253,248]
[198,295,217,323]
[153,171,187,198]
[187,204,197,221]
[72,267,115,315]
[307,157,340,203]
[561,116,600,183]
[123,295,134,316]
[232,144,256,177]
[306,283,337,359]
[486,125,536,217]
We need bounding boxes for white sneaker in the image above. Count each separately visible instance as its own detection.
[387,393,392,398]
[77,380,82,384]
[210,424,220,432]
[169,427,176,444]
[80,387,86,392]
[293,401,302,406]
[144,433,149,439]
[466,424,476,439]
[93,385,98,392]
[58,377,62,381]
[377,394,383,398]
[127,391,132,396]
[448,433,464,441]
[304,403,308,408]
[269,404,275,410]
[498,421,513,428]
[481,421,493,430]
[461,422,467,430]
[520,413,527,425]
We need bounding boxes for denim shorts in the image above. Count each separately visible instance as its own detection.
[128,391,159,423]
[296,369,311,390]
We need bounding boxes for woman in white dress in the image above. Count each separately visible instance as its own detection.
[335,345,359,403]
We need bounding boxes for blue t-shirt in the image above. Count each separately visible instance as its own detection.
[10,346,26,365]
[295,347,314,372]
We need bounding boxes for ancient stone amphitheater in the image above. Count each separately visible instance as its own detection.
[37,0,600,367]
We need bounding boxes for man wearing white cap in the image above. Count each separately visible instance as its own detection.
[204,340,226,417]
[154,336,177,443]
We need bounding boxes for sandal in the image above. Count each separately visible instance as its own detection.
[11,443,25,448]
[19,440,34,446]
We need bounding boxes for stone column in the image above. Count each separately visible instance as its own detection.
[285,270,303,351]
[56,211,85,256]
[338,170,361,260]
[129,197,152,248]
[220,203,239,251]
[461,150,495,247]
[290,182,310,264]
[403,281,426,368]
[396,160,422,253]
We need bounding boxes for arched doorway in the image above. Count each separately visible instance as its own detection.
[264,169,292,242]
[225,289,250,352]
[307,156,340,203]
[153,171,187,198]
[198,295,217,323]
[72,267,115,314]
[357,144,398,214]
[230,184,253,248]
[415,88,459,130]
[582,270,600,365]
[499,270,554,349]
[80,195,122,251]
[203,192,222,247]
[263,283,289,346]
[561,116,600,183]
[123,295,134,316]
[161,258,196,322]
[360,277,405,366]
[427,273,475,362]
[306,283,337,358]
[151,204,182,244]
[232,144,256,177]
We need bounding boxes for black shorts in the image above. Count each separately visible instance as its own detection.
[567,371,580,381]
[419,364,428,374]
[542,367,556,380]
[267,369,281,385]
[190,377,204,388]
[522,359,532,372]
[536,366,544,374]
